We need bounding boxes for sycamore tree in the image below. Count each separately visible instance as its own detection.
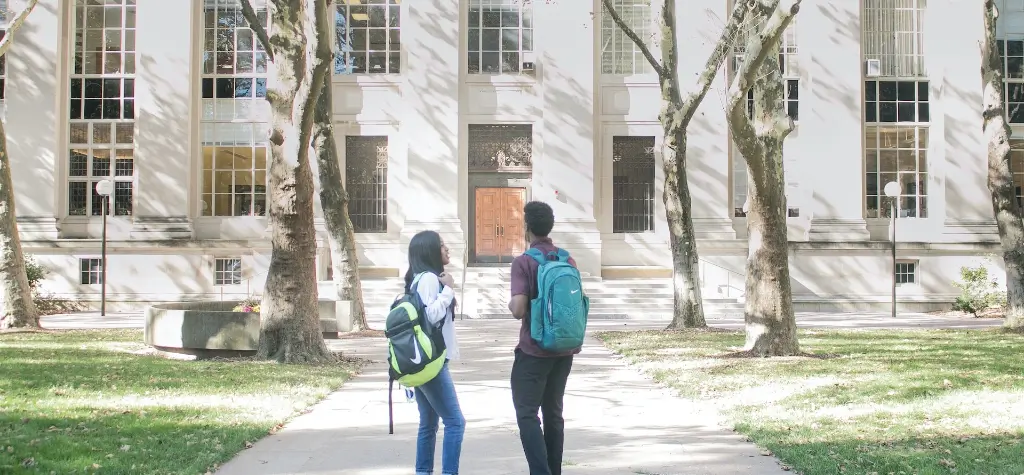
[726,0,802,355]
[0,0,41,330]
[602,0,755,328]
[238,0,334,362]
[982,0,1024,330]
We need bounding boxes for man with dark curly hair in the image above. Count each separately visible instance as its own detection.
[507,200,581,475]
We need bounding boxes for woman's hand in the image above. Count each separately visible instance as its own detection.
[439,272,455,288]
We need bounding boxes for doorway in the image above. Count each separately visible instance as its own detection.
[473,187,526,263]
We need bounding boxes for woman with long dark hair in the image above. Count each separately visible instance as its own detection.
[405,230,464,475]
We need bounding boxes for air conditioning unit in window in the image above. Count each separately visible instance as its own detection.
[865,59,881,77]
[522,51,537,75]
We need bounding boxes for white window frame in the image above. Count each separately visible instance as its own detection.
[467,0,534,75]
[200,0,270,218]
[214,257,243,286]
[599,0,654,76]
[895,259,918,286]
[862,0,930,221]
[999,37,1024,124]
[67,0,137,219]
[862,0,927,79]
[79,257,103,285]
[334,0,401,75]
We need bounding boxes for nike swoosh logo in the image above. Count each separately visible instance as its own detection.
[571,289,579,294]
[410,343,422,365]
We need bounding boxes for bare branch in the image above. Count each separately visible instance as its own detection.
[679,0,754,121]
[0,0,39,59]
[239,0,275,61]
[727,0,801,118]
[602,0,664,77]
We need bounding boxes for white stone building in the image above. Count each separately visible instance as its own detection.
[3,0,1023,314]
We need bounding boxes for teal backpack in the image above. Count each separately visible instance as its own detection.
[525,248,589,352]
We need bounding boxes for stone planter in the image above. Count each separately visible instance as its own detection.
[144,301,259,358]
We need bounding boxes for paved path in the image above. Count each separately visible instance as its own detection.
[216,320,790,475]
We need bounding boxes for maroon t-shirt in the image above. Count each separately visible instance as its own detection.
[510,237,582,358]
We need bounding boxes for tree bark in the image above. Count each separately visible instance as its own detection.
[603,0,753,329]
[727,0,801,356]
[983,0,1024,330]
[242,0,333,362]
[312,73,369,331]
[0,0,41,330]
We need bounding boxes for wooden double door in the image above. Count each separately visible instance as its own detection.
[474,187,527,263]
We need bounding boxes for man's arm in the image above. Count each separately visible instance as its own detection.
[508,258,530,320]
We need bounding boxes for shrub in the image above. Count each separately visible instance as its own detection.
[23,256,88,316]
[952,265,1006,315]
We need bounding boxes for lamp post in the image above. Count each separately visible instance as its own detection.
[883,181,901,319]
[95,179,113,317]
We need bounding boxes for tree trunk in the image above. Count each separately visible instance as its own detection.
[983,0,1024,330]
[0,0,42,330]
[742,56,798,355]
[255,0,333,363]
[0,120,40,330]
[727,0,802,356]
[663,123,707,328]
[312,73,369,332]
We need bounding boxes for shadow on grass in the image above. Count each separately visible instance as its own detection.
[594,327,1024,475]
[0,329,359,474]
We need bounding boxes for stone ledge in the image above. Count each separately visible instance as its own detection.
[144,301,259,358]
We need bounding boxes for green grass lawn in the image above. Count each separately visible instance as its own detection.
[0,329,361,474]
[596,328,1024,475]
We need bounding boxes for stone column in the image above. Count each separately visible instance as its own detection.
[130,0,193,239]
[536,0,601,275]
[804,0,871,241]
[5,0,61,240]
[936,0,998,241]
[401,0,463,251]
[676,0,735,240]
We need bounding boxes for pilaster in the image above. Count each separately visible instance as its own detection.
[937,0,998,242]
[535,0,600,275]
[804,0,870,241]
[6,0,61,240]
[131,0,194,239]
[402,0,464,251]
[674,0,736,240]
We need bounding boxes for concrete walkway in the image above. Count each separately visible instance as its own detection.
[216,320,790,475]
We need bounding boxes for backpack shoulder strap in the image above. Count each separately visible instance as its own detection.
[524,247,546,265]
[554,248,571,263]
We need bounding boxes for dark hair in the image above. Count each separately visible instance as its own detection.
[405,230,445,293]
[524,201,554,237]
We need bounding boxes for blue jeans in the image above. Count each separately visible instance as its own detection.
[414,361,465,475]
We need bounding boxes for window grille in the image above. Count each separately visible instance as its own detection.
[612,136,656,233]
[467,124,533,172]
[346,136,388,233]
[895,261,917,284]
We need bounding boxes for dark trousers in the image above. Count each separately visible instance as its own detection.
[510,349,574,475]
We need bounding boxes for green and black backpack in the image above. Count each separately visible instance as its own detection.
[385,272,447,434]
